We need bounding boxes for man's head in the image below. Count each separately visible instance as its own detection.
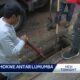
[3,1,23,25]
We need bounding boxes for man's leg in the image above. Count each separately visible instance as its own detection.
[65,4,75,27]
[48,2,66,30]
[55,2,66,24]
[62,13,80,59]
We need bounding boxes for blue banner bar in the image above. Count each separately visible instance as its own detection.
[0,64,56,72]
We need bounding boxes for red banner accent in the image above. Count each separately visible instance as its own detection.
[77,0,80,4]
[67,0,80,4]
[67,0,77,4]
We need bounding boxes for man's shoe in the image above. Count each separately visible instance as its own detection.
[47,23,56,31]
[65,22,70,28]
[60,21,70,28]
[48,26,56,31]
[62,51,79,59]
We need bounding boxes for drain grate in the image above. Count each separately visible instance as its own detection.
[30,35,71,63]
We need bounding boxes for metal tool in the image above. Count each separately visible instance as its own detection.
[56,0,60,35]
[54,0,60,46]
[26,41,46,59]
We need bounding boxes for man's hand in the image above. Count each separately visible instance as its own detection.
[20,34,28,42]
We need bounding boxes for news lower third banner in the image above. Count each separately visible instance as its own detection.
[0,64,80,73]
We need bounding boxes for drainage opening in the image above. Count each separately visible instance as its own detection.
[58,35,70,50]
[30,35,70,63]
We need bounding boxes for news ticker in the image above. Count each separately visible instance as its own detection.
[0,64,80,73]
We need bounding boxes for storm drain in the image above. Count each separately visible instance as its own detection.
[30,34,71,63]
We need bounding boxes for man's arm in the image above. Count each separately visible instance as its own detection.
[1,33,25,56]
[12,37,25,55]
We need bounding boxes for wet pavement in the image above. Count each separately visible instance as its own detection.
[18,2,69,63]
[16,4,80,80]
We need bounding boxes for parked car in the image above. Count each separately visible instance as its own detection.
[0,0,48,30]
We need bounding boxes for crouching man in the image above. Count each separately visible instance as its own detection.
[0,1,28,80]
